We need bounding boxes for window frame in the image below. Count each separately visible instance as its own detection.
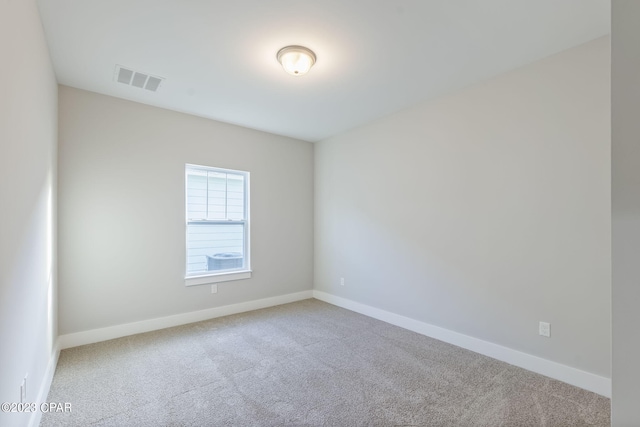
[184,163,251,286]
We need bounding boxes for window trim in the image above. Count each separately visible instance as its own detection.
[185,270,252,286]
[184,164,251,285]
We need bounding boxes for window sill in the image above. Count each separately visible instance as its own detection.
[185,270,252,286]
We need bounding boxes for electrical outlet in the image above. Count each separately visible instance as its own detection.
[211,284,218,294]
[539,322,551,338]
[340,277,345,286]
[20,375,27,403]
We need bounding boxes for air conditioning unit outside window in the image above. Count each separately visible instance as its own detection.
[207,253,243,271]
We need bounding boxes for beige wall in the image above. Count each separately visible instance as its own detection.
[57,86,313,334]
[315,37,611,377]
[0,0,58,426]
[612,1,640,424]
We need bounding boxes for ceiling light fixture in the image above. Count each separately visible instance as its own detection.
[277,45,316,76]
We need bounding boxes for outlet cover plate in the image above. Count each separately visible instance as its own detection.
[20,377,26,403]
[539,321,551,337]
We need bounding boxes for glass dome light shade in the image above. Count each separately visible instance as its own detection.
[277,46,316,76]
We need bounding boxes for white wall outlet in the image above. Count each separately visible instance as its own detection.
[340,277,345,286]
[539,321,551,337]
[211,284,218,294]
[20,375,27,403]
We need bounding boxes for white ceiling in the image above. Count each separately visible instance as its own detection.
[37,0,610,142]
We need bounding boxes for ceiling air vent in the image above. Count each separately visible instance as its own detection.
[114,65,164,92]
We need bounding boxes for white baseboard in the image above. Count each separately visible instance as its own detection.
[28,338,61,427]
[59,290,313,349]
[55,289,610,397]
[313,290,611,398]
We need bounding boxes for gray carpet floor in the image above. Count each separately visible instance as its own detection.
[41,299,610,426]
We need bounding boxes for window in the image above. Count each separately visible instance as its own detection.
[185,164,250,285]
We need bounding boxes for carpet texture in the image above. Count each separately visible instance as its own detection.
[41,299,610,426]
